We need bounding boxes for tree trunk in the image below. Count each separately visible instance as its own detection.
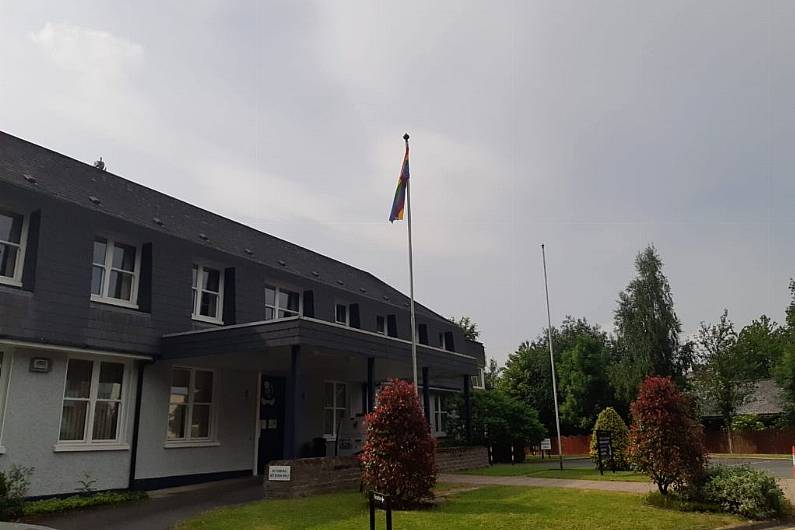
[727,425,733,454]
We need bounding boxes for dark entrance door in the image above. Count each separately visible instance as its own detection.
[257,375,286,474]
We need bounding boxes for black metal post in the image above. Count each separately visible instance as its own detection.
[286,345,301,458]
[463,374,472,443]
[422,367,431,428]
[369,492,376,530]
[367,357,375,413]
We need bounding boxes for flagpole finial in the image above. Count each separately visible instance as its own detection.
[403,133,410,142]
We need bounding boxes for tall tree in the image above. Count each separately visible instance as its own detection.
[691,310,755,453]
[774,280,795,424]
[500,316,604,433]
[558,334,614,430]
[451,315,480,341]
[734,315,787,379]
[610,245,689,403]
[786,279,795,332]
[483,358,501,390]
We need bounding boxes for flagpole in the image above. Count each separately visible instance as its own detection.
[404,133,419,394]
[541,243,564,471]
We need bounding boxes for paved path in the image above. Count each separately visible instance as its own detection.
[439,473,655,494]
[711,456,793,479]
[24,477,264,530]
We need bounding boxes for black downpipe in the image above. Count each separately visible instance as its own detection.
[128,360,150,490]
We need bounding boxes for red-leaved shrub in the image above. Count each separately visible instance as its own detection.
[360,379,437,507]
[630,376,707,495]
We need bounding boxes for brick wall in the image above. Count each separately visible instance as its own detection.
[263,447,489,498]
[263,456,361,499]
[436,446,489,472]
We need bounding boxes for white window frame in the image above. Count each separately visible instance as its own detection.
[472,367,486,390]
[334,303,349,326]
[90,236,142,309]
[165,366,219,448]
[439,332,448,350]
[55,356,131,451]
[0,349,14,453]
[0,210,29,288]
[192,264,225,325]
[431,393,448,437]
[375,315,386,335]
[264,285,302,321]
[323,380,347,440]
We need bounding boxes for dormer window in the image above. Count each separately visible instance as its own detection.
[264,285,301,320]
[91,237,140,308]
[0,209,28,287]
[192,264,224,324]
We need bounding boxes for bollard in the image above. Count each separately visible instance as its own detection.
[511,445,515,465]
[488,445,493,465]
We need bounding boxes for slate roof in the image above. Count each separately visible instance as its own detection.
[701,379,786,417]
[0,130,451,322]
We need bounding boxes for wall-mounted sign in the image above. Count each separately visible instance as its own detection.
[540,438,552,451]
[268,465,291,481]
[29,357,51,373]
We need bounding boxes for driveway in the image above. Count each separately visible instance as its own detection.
[25,478,264,530]
[710,455,792,479]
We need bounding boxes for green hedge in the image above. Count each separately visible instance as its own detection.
[24,490,147,516]
[701,466,788,520]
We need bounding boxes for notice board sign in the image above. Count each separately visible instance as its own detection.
[540,438,552,451]
[595,430,614,474]
[268,465,291,481]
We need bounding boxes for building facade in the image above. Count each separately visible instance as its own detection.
[0,131,485,497]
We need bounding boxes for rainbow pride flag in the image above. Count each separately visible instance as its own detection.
[389,141,410,222]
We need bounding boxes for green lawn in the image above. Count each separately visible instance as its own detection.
[459,462,649,482]
[174,486,740,530]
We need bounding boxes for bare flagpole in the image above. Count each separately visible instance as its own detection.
[541,243,564,471]
[404,133,419,393]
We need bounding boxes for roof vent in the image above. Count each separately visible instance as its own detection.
[153,217,164,226]
[88,196,101,205]
[244,248,253,256]
[359,288,367,293]
[278,259,287,267]
[199,233,209,241]
[23,174,37,184]
[336,280,344,286]
[311,271,320,277]
[383,295,390,301]
[403,302,410,307]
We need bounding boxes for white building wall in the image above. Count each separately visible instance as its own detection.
[0,347,137,497]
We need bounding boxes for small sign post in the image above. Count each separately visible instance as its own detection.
[369,492,392,530]
[540,438,552,459]
[595,430,614,476]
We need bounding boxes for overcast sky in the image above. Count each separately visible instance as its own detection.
[1,1,792,364]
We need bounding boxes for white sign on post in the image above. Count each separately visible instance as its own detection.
[268,465,291,481]
[540,438,552,451]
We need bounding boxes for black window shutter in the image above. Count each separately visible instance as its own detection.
[21,210,41,291]
[137,243,153,312]
[418,324,428,345]
[444,331,455,352]
[222,267,236,325]
[349,303,360,329]
[387,315,397,337]
[302,290,315,318]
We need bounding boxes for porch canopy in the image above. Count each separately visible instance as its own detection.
[160,316,480,457]
[160,316,481,378]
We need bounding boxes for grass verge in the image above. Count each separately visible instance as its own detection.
[174,486,740,530]
[459,462,649,482]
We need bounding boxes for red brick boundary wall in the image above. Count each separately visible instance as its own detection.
[263,446,489,498]
[263,456,361,499]
[436,446,489,472]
